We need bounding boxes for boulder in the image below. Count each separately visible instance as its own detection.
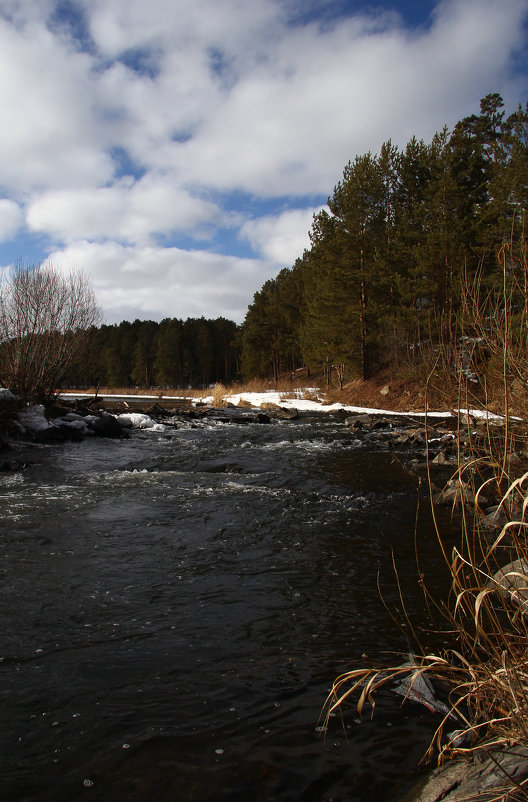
[33,423,84,443]
[392,432,414,446]
[409,429,427,446]
[372,416,394,429]
[43,403,75,420]
[403,747,528,801]
[431,451,452,465]
[266,407,298,420]
[488,558,528,610]
[345,414,373,429]
[90,413,129,438]
[435,480,475,507]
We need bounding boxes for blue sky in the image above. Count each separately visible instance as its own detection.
[0,0,527,324]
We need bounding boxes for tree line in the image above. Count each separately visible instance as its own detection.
[239,93,528,386]
[2,93,527,402]
[0,263,240,397]
[60,316,240,389]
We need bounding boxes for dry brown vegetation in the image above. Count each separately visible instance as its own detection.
[320,238,528,800]
[320,419,528,798]
[61,375,329,404]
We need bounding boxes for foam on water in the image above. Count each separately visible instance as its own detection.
[0,471,25,488]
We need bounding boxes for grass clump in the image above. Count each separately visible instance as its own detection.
[211,382,228,407]
[321,426,528,797]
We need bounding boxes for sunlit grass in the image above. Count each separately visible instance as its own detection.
[60,377,325,405]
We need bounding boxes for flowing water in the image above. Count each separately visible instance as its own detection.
[0,412,459,801]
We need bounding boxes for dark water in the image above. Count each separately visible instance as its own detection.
[0,413,459,802]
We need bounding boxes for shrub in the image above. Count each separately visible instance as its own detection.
[0,263,101,403]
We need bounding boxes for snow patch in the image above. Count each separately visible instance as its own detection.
[17,405,51,432]
[117,413,166,431]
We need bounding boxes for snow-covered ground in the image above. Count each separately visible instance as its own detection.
[3,388,512,436]
[206,389,456,417]
[60,388,455,418]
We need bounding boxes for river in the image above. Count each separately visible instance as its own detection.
[0,410,459,801]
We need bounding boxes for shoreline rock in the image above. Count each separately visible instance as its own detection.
[0,396,305,455]
[402,746,528,801]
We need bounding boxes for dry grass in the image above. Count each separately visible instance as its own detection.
[60,385,198,398]
[60,375,325,401]
[321,238,528,800]
[320,453,528,791]
[325,373,452,412]
[211,382,228,406]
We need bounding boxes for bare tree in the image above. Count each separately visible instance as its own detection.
[0,263,101,402]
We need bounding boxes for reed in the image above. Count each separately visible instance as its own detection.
[59,375,319,400]
[211,382,228,406]
[321,235,528,799]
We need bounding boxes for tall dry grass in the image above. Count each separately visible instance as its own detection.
[321,235,528,799]
[61,374,321,399]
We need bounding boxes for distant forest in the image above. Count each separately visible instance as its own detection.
[67,93,528,389]
[62,317,240,389]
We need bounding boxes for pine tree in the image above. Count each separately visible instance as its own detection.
[131,320,159,387]
[300,211,357,385]
[328,153,387,379]
[154,318,184,387]
[211,317,239,383]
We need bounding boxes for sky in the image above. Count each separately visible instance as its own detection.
[0,0,527,326]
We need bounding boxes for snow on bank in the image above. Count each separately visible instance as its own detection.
[210,390,513,420]
[58,388,511,420]
[13,404,167,435]
[200,390,454,418]
[117,413,166,431]
[16,404,94,435]
[17,405,50,431]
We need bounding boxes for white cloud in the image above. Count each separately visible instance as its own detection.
[44,240,271,323]
[84,0,281,61]
[1,1,526,203]
[0,1,54,26]
[0,200,24,242]
[0,18,112,193]
[240,207,322,266]
[26,175,225,245]
[170,0,528,196]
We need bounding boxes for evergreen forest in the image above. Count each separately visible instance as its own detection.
[64,93,528,391]
[240,93,528,388]
[61,316,240,389]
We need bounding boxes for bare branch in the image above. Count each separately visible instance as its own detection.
[0,263,102,402]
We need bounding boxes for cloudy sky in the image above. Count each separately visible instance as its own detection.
[0,0,527,325]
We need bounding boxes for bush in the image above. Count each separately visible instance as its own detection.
[0,263,101,403]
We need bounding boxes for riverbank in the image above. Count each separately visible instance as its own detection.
[55,374,444,415]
